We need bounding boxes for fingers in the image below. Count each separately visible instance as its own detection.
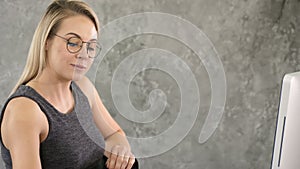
[107,145,119,169]
[114,147,125,169]
[126,154,135,169]
[105,145,135,169]
[120,152,130,169]
[104,150,111,159]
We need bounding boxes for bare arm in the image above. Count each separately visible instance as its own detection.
[75,76,125,139]
[1,97,48,169]
[76,77,135,169]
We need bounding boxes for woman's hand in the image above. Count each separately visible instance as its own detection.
[104,131,135,169]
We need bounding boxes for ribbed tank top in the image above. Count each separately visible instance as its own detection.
[0,82,106,169]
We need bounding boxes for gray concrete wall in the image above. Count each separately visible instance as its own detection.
[0,0,299,169]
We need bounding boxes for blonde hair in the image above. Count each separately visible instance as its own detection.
[11,0,99,94]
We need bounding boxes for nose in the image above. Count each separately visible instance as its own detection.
[76,43,89,59]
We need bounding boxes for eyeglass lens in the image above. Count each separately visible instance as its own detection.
[67,37,100,58]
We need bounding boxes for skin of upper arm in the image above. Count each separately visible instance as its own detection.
[75,76,125,138]
[1,97,47,169]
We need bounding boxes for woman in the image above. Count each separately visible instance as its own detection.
[0,0,137,169]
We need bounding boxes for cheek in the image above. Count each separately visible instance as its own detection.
[48,38,69,56]
[85,59,94,72]
[87,59,94,66]
[47,45,71,68]
[55,44,69,57]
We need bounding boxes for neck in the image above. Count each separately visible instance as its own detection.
[32,76,71,95]
[26,67,76,114]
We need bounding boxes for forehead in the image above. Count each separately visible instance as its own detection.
[57,15,98,40]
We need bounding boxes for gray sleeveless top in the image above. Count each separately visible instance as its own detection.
[0,82,105,169]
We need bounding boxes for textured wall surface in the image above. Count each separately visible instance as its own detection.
[0,0,299,169]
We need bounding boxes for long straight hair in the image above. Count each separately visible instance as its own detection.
[11,0,99,94]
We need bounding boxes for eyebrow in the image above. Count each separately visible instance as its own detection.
[65,32,97,42]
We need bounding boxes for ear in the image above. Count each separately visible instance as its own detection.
[45,39,50,51]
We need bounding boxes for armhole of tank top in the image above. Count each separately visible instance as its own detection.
[1,96,51,146]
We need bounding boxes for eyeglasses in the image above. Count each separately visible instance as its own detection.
[54,34,101,58]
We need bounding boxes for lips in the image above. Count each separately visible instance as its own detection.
[71,64,87,70]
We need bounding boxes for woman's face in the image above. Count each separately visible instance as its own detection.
[46,15,98,81]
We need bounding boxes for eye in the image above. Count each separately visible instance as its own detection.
[67,37,82,48]
[87,43,97,52]
[67,41,79,47]
[87,47,95,52]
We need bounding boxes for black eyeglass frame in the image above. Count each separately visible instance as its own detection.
[54,34,101,58]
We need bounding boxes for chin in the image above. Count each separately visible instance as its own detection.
[71,73,85,81]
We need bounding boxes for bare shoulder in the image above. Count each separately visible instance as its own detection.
[74,76,98,106]
[5,97,42,121]
[1,97,48,149]
[3,97,46,125]
[1,97,46,168]
[74,75,95,92]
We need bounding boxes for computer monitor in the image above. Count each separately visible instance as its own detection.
[271,71,300,169]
